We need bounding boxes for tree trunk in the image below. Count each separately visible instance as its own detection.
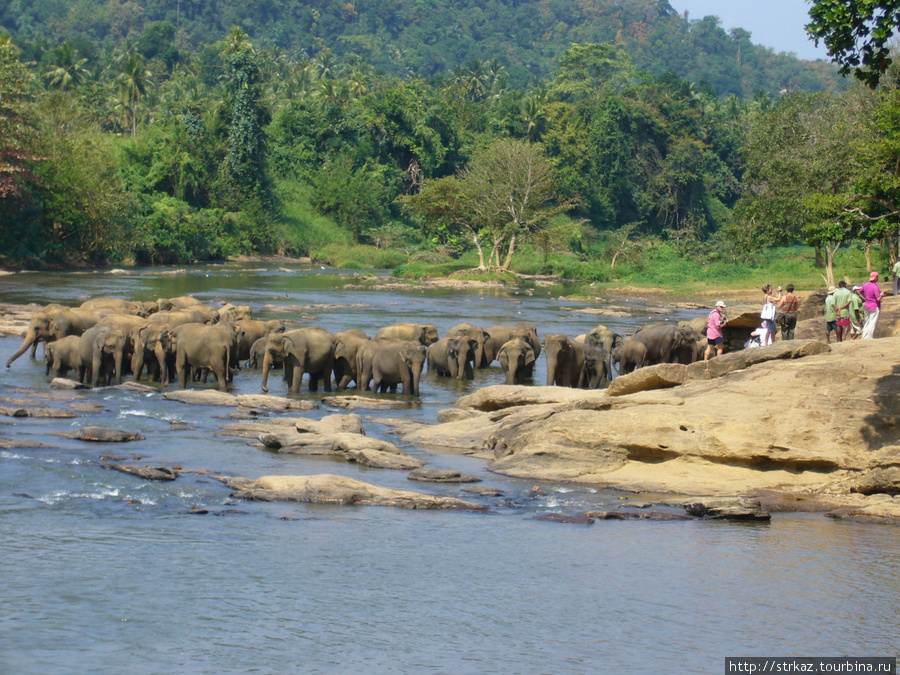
[814,245,824,268]
[472,234,486,270]
[501,233,517,271]
[824,243,837,288]
[864,242,873,272]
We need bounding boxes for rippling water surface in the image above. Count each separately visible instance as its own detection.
[0,264,897,674]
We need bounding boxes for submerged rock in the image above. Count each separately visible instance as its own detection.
[258,431,424,470]
[105,463,178,481]
[682,498,771,521]
[224,473,487,511]
[533,513,595,525]
[165,389,317,411]
[0,405,77,418]
[67,426,146,442]
[322,395,418,410]
[407,468,481,483]
[51,378,87,390]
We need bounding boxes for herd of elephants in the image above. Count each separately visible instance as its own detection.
[4,295,707,395]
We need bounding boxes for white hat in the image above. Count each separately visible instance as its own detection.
[715,300,726,308]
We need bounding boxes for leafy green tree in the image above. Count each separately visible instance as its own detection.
[44,42,89,91]
[807,0,900,87]
[115,53,153,134]
[0,38,40,203]
[222,46,269,199]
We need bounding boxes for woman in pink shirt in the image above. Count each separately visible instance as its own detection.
[861,271,884,340]
[704,300,728,361]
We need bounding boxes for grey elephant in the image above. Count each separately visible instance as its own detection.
[77,324,129,387]
[357,339,426,396]
[497,337,536,384]
[374,323,440,346]
[132,324,176,386]
[218,303,253,323]
[611,339,648,374]
[446,323,490,368]
[261,327,335,394]
[7,304,98,368]
[629,324,696,366]
[332,329,369,389]
[427,335,477,379]
[235,319,284,360]
[484,323,541,365]
[45,335,84,380]
[80,298,149,317]
[544,334,585,388]
[578,343,610,389]
[671,327,703,364]
[163,323,236,392]
[585,324,624,374]
[148,309,215,328]
[156,296,202,311]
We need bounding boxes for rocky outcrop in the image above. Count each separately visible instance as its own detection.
[164,390,318,411]
[219,414,366,439]
[407,339,900,509]
[322,395,418,410]
[223,473,487,511]
[105,464,179,480]
[407,468,481,483]
[0,405,77,418]
[682,497,771,520]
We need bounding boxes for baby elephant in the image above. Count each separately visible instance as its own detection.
[45,335,84,380]
[427,335,477,380]
[497,337,536,385]
[612,340,648,375]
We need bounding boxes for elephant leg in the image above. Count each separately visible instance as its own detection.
[290,365,303,394]
[309,373,320,392]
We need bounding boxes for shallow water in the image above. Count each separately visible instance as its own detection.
[0,264,897,673]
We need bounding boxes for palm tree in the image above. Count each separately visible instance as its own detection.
[45,43,89,91]
[115,53,152,134]
[219,25,252,57]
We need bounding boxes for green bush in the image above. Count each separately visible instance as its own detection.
[312,243,409,269]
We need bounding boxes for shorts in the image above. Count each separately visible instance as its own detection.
[836,317,851,327]
[826,320,837,331]
[707,337,724,346]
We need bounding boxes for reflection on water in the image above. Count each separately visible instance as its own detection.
[0,264,897,673]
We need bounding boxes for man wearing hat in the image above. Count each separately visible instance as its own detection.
[704,300,728,361]
[861,271,885,339]
[849,285,864,339]
[824,286,837,344]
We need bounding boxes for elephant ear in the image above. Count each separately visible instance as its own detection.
[498,345,509,369]
[524,346,536,366]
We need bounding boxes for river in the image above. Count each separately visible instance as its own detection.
[0,263,897,674]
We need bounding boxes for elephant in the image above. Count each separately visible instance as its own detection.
[156,296,202,311]
[611,339,648,374]
[671,327,703,364]
[357,339,426,396]
[578,343,610,389]
[77,325,128,387]
[7,304,99,368]
[497,337,536,385]
[427,335,477,379]
[219,303,253,323]
[132,324,175,386]
[261,328,335,394]
[629,324,697,366]
[80,298,149,317]
[45,336,84,380]
[148,308,217,327]
[484,323,541,364]
[246,336,270,369]
[584,324,624,374]
[544,334,585,388]
[164,323,237,392]
[374,323,439,346]
[446,323,490,369]
[235,319,284,360]
[332,329,370,389]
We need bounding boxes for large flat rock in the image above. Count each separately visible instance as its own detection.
[258,432,424,470]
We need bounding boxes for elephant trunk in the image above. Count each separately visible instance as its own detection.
[154,343,169,387]
[261,352,272,393]
[112,348,124,385]
[546,354,557,386]
[410,365,421,397]
[7,328,37,367]
[475,342,485,369]
[132,347,144,382]
[505,361,517,385]
[455,349,469,380]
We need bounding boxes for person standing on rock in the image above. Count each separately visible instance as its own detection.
[824,286,837,344]
[832,280,853,343]
[861,271,885,340]
[777,284,799,341]
[761,284,781,346]
[892,259,900,297]
[850,285,864,339]
[704,301,727,361]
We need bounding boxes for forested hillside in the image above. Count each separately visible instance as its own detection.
[1,0,841,96]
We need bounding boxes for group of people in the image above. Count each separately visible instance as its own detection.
[824,271,885,342]
[704,270,888,361]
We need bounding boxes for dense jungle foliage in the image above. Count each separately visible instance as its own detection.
[0,1,898,282]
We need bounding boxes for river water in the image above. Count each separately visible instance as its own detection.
[0,263,897,674]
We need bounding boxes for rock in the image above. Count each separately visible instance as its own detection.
[0,405,77,418]
[403,413,502,453]
[0,437,50,449]
[296,414,365,435]
[848,468,900,495]
[533,513,595,524]
[105,464,178,481]
[236,394,318,411]
[227,408,271,419]
[112,382,159,393]
[51,378,87,390]
[69,403,107,413]
[67,426,146,442]
[220,414,365,439]
[224,473,488,511]
[682,498,771,520]
[582,510,693,521]
[407,468,481,483]
[606,363,688,396]
[456,385,603,412]
[366,417,429,436]
[826,495,900,523]
[462,485,505,497]
[165,390,239,406]
[437,408,483,423]
[322,395,418,410]
[258,432,425,470]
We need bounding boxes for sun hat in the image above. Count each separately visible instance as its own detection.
[852,285,861,291]
[715,300,726,308]
[827,286,836,293]
[870,271,880,281]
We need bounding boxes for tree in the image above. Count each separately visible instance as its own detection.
[44,43,89,91]
[407,139,571,271]
[115,53,153,135]
[807,1,900,87]
[0,39,41,203]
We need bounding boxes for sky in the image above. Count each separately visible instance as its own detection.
[669,0,830,61]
